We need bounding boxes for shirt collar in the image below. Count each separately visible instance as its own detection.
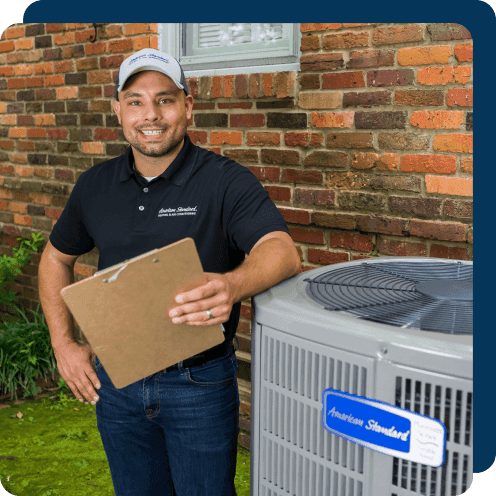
[120,133,197,187]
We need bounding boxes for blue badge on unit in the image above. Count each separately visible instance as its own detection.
[322,389,446,467]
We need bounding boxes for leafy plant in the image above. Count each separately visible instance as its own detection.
[0,233,44,312]
[0,303,58,400]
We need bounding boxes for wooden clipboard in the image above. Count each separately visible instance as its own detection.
[60,238,225,388]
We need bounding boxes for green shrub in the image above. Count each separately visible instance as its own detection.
[0,232,53,400]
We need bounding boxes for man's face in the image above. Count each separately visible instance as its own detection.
[113,71,193,159]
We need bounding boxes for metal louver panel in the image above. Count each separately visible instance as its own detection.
[257,325,375,496]
[391,377,472,496]
[304,261,473,334]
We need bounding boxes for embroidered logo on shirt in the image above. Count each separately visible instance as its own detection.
[158,206,197,217]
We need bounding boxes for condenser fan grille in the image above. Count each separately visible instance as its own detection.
[304,261,473,334]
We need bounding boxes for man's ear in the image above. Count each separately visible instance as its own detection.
[185,94,194,121]
[112,100,122,125]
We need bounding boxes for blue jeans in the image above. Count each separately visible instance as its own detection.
[94,348,240,496]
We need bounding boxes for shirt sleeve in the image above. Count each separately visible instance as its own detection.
[219,162,289,254]
[49,171,95,256]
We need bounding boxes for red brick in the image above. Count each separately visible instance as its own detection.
[222,75,233,98]
[356,215,408,236]
[100,55,124,69]
[9,154,27,164]
[401,155,456,174]
[125,23,156,35]
[13,214,32,226]
[53,60,74,73]
[5,26,25,39]
[289,227,325,245]
[394,90,444,107]
[281,169,322,184]
[9,128,27,138]
[0,115,16,125]
[300,53,344,72]
[54,32,75,45]
[88,70,112,84]
[81,142,104,154]
[56,87,78,99]
[410,219,467,242]
[0,41,15,53]
[285,132,323,148]
[14,65,33,76]
[417,67,453,85]
[410,111,464,129]
[247,132,280,146]
[47,128,68,140]
[433,134,472,153]
[377,238,427,257]
[278,207,312,225]
[430,244,470,261]
[186,130,207,145]
[327,132,373,149]
[425,176,472,197]
[109,39,133,53]
[398,46,451,66]
[85,42,107,56]
[210,131,243,145]
[230,114,264,128]
[34,114,56,126]
[323,32,369,49]
[454,66,471,84]
[235,75,248,99]
[0,66,14,77]
[295,188,335,206]
[322,71,365,89]
[307,248,349,265]
[446,88,473,107]
[27,128,47,138]
[133,37,153,51]
[372,24,425,45]
[26,77,44,88]
[45,74,65,86]
[461,157,473,174]
[246,166,280,182]
[248,74,261,99]
[264,186,291,203]
[301,35,320,51]
[34,62,53,75]
[301,24,342,32]
[15,39,34,50]
[312,112,354,128]
[8,78,26,89]
[211,76,222,99]
[454,43,473,62]
[46,23,65,33]
[275,72,295,98]
[329,231,373,252]
[299,92,341,109]
[94,129,118,141]
[262,73,274,97]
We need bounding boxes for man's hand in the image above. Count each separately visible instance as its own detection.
[168,272,235,326]
[53,341,101,404]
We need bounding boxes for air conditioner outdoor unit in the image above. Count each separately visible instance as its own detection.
[250,257,473,496]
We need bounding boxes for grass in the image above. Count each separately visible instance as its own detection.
[0,392,251,496]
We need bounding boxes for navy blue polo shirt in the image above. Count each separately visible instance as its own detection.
[49,133,289,345]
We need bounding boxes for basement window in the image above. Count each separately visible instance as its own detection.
[159,23,301,77]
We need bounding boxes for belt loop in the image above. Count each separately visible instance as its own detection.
[177,360,185,372]
[233,335,239,352]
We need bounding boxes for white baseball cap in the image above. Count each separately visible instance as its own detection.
[115,48,188,99]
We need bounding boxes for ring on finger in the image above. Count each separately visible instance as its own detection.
[206,309,213,320]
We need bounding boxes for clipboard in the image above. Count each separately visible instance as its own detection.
[60,238,225,389]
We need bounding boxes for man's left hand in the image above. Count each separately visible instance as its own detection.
[168,272,235,326]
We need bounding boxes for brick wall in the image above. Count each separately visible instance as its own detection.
[0,22,473,368]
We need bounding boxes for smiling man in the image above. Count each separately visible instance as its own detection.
[38,48,300,496]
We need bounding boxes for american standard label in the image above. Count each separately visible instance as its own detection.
[158,206,197,218]
[322,389,446,467]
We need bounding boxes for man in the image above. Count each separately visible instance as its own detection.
[38,48,300,496]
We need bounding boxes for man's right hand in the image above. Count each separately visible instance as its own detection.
[53,341,101,404]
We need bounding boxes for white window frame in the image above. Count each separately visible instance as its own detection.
[159,23,301,77]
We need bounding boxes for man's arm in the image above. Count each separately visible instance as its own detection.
[38,240,101,404]
[169,231,301,325]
